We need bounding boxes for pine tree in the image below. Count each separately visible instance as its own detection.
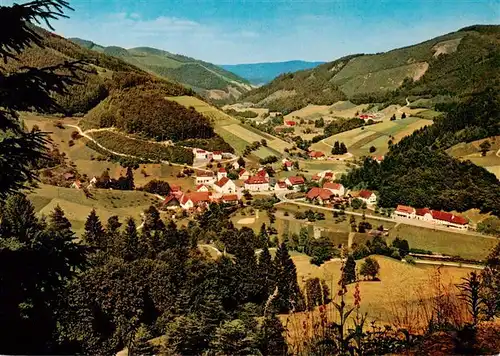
[126,166,135,190]
[342,254,357,284]
[273,242,305,313]
[0,193,41,238]
[83,209,105,249]
[234,228,262,304]
[48,204,72,232]
[122,217,140,261]
[259,314,288,356]
[340,142,347,154]
[332,140,340,154]
[258,223,270,248]
[0,195,87,354]
[0,1,81,200]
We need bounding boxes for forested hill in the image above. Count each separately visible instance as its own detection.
[240,25,500,113]
[70,37,253,102]
[1,26,231,146]
[220,60,325,85]
[340,89,500,215]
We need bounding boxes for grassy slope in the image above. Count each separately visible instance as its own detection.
[29,184,159,236]
[240,25,500,112]
[165,96,292,157]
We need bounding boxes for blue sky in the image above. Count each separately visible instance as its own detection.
[3,0,499,63]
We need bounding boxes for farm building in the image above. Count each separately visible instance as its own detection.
[244,176,270,192]
[195,171,216,185]
[284,120,296,127]
[308,151,325,160]
[214,177,237,194]
[71,180,82,190]
[323,182,345,196]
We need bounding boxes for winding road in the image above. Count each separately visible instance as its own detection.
[66,124,237,171]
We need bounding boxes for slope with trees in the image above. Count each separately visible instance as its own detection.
[240,26,500,113]
[341,89,500,215]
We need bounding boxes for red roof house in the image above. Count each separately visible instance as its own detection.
[284,120,296,127]
[285,176,305,186]
[308,151,325,159]
[306,187,334,201]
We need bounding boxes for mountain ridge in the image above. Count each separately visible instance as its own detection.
[69,37,253,102]
[239,25,500,113]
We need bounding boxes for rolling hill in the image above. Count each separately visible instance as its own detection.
[1,26,239,162]
[220,60,324,85]
[70,37,253,101]
[240,25,500,113]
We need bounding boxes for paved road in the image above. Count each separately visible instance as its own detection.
[275,198,498,239]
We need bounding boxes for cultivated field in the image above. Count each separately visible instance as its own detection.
[388,224,497,261]
[447,136,500,179]
[28,184,159,236]
[311,116,433,157]
[167,96,292,156]
[285,101,370,121]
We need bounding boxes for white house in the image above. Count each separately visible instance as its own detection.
[212,151,223,161]
[274,180,288,191]
[196,184,210,193]
[214,177,237,194]
[285,176,305,191]
[323,182,345,196]
[217,167,228,181]
[232,161,240,170]
[179,192,212,210]
[358,190,377,205]
[244,176,270,192]
[194,149,210,160]
[282,158,294,171]
[415,208,433,222]
[195,171,216,185]
[393,205,416,219]
[239,169,250,180]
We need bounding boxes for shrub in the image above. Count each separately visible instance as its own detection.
[143,180,170,196]
[404,255,416,265]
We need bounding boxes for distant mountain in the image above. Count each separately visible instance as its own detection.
[220,60,325,84]
[69,38,253,101]
[240,25,500,113]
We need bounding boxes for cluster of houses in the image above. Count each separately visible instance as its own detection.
[393,205,469,230]
[305,179,378,207]
[193,148,231,161]
[162,180,240,212]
